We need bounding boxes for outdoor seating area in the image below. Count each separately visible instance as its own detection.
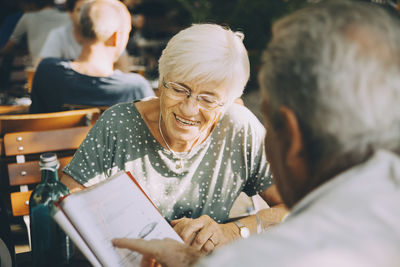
[1,0,400,267]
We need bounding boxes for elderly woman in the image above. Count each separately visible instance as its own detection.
[61,24,286,254]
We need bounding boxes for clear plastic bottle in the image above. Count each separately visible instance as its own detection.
[29,153,74,266]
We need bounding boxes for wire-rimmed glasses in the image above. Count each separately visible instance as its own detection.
[162,79,225,110]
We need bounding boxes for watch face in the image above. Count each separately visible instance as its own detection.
[241,227,250,238]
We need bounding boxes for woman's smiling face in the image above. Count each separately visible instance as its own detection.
[159,77,229,149]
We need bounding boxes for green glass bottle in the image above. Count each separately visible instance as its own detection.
[29,152,74,267]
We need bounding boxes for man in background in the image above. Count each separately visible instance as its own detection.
[0,0,69,66]
[112,1,400,266]
[38,0,132,71]
[29,0,154,113]
[38,0,88,61]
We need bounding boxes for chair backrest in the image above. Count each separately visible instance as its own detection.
[0,105,30,115]
[0,108,100,249]
[5,126,91,217]
[3,125,93,250]
[0,108,100,135]
[63,104,110,115]
[0,108,100,156]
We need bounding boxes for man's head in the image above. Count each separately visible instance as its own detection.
[259,0,400,207]
[79,0,131,59]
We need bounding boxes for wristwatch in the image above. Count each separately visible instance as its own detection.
[233,221,250,238]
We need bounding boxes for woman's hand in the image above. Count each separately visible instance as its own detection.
[171,215,238,254]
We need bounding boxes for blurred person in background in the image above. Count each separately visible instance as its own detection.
[0,0,26,49]
[0,0,36,92]
[38,0,89,61]
[38,0,132,72]
[112,1,400,266]
[29,0,154,113]
[0,0,69,66]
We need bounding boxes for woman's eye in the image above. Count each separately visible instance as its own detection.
[172,86,187,94]
[201,96,217,104]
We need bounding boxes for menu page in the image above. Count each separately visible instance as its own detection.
[57,171,183,267]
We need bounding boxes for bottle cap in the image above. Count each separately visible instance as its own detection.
[39,152,60,169]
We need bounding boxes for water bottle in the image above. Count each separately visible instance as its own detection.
[29,153,74,266]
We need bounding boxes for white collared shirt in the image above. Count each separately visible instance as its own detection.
[199,150,400,267]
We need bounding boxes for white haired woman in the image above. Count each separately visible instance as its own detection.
[61,24,286,254]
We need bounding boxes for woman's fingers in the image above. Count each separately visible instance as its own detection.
[173,215,222,252]
[191,220,220,251]
[201,239,216,255]
[173,217,201,245]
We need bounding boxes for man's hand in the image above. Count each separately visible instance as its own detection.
[112,238,201,267]
[171,215,238,254]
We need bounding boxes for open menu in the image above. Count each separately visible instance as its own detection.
[52,171,183,267]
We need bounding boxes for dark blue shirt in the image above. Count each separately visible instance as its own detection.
[29,58,155,113]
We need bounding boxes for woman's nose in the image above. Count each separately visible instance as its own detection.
[180,96,200,116]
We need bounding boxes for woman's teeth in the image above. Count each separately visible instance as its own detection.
[175,115,199,126]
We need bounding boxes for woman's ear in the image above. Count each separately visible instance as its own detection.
[279,106,309,180]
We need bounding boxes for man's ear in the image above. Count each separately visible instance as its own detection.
[279,106,307,175]
[105,31,118,47]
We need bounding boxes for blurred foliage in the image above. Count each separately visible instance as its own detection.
[164,0,308,89]
[167,0,307,50]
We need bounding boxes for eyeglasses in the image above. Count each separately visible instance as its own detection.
[162,79,225,110]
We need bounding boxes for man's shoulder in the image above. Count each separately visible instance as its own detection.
[35,58,71,83]
[110,71,153,92]
[37,57,69,70]
[112,71,148,83]
[201,229,397,267]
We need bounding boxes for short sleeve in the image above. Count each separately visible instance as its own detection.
[242,137,273,196]
[239,115,273,196]
[63,104,127,186]
[10,13,28,44]
[63,113,112,186]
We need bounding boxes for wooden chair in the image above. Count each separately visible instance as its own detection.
[0,108,100,251]
[0,105,30,115]
[63,103,110,114]
[0,108,100,156]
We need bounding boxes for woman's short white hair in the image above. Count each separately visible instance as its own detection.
[158,24,250,104]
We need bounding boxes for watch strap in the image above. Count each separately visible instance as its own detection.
[233,220,250,238]
[233,220,245,229]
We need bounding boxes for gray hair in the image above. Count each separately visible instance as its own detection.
[80,0,131,42]
[259,0,400,179]
[158,24,250,105]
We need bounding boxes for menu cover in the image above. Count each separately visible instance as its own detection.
[52,171,182,267]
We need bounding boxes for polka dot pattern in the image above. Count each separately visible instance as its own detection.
[63,102,273,223]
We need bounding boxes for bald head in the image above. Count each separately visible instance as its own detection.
[80,0,131,43]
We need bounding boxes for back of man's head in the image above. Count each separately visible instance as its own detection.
[260,0,400,183]
[32,0,54,9]
[79,0,131,44]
